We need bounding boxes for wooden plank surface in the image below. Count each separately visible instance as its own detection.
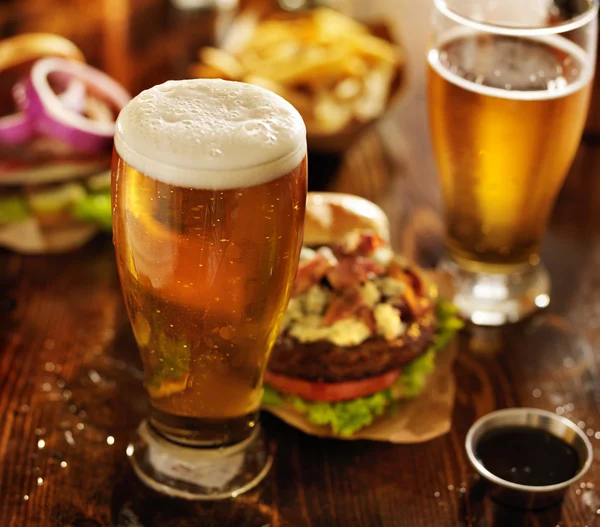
[2,1,600,526]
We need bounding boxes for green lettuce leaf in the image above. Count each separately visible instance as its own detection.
[263,299,463,436]
[397,300,463,398]
[0,196,29,224]
[433,299,464,351]
[263,384,284,406]
[70,192,112,231]
[287,391,392,437]
[397,348,436,398]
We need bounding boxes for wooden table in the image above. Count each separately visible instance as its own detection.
[2,1,600,526]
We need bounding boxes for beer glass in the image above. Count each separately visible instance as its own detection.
[112,79,307,499]
[428,0,598,325]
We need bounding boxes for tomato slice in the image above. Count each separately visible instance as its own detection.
[264,369,401,403]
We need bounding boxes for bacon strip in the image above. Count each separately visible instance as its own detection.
[326,256,385,290]
[403,267,425,297]
[383,258,434,320]
[293,247,338,296]
[356,306,376,332]
[335,231,387,257]
[401,286,422,319]
[322,286,364,326]
[386,259,407,280]
[353,232,387,256]
[389,285,433,321]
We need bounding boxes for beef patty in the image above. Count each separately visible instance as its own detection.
[268,317,437,382]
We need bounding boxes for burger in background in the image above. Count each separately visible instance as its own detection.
[264,193,463,437]
[0,33,131,254]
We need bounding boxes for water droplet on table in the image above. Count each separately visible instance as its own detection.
[88,370,102,384]
[563,357,575,368]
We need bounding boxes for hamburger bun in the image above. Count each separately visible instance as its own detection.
[304,192,390,247]
[0,218,97,254]
[0,33,85,73]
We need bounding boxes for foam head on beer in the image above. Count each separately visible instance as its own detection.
[114,79,307,189]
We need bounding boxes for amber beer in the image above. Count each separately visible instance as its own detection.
[428,32,593,273]
[112,79,307,447]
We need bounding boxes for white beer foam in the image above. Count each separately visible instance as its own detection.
[428,29,593,102]
[115,79,306,189]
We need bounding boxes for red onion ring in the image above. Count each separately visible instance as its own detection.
[22,58,130,153]
[0,77,89,146]
[15,76,86,114]
[59,78,86,113]
[0,112,33,144]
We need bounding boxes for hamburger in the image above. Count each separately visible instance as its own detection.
[0,34,130,253]
[264,193,463,437]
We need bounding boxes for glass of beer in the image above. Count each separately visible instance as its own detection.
[112,79,307,499]
[428,0,598,325]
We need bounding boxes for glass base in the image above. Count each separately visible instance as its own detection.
[128,420,272,500]
[439,258,551,326]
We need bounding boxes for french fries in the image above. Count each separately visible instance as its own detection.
[190,8,403,136]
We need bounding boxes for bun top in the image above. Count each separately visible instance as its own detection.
[304,192,390,246]
[115,79,307,190]
[0,33,85,73]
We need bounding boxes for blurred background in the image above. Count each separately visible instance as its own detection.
[0,0,423,121]
[0,0,370,94]
[1,0,600,165]
[1,0,599,252]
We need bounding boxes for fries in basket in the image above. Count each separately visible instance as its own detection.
[190,8,404,139]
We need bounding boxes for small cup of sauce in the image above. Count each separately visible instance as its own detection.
[465,408,593,510]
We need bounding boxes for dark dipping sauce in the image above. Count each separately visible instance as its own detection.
[475,427,580,487]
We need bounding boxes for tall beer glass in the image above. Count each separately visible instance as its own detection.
[112,79,307,499]
[428,0,598,325]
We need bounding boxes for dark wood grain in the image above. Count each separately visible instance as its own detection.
[2,1,600,526]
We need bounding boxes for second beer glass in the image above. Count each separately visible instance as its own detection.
[112,79,307,498]
[428,0,598,325]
